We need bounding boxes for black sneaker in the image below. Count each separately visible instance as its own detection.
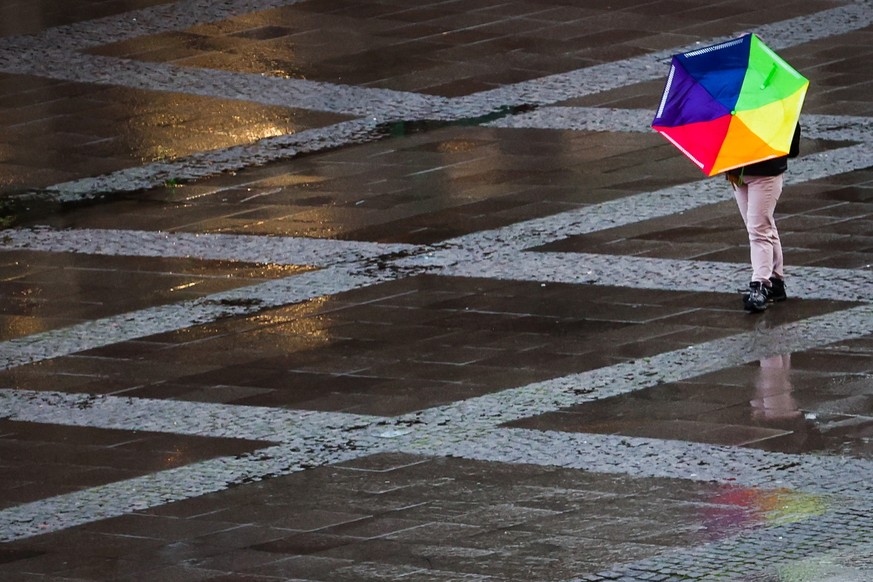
[743,281,770,312]
[768,276,787,302]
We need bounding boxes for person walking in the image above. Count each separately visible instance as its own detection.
[727,123,801,313]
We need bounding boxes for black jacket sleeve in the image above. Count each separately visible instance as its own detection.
[788,122,801,159]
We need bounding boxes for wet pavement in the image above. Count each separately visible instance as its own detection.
[1,0,873,580]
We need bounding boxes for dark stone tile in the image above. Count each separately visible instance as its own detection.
[31,126,688,242]
[239,554,354,579]
[0,0,173,37]
[511,346,873,459]
[80,0,829,100]
[0,77,350,195]
[8,273,860,417]
[0,455,804,580]
[0,420,267,503]
[0,250,312,341]
[251,531,362,555]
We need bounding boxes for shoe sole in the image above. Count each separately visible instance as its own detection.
[743,295,768,312]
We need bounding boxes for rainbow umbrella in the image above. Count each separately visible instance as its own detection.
[651,34,808,176]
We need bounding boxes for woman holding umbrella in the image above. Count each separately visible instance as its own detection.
[651,33,808,314]
[727,122,801,313]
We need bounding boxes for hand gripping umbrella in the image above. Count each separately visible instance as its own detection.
[651,33,808,176]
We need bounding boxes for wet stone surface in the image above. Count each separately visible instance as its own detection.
[0,74,350,195]
[0,453,836,581]
[0,419,267,509]
[0,249,313,341]
[0,0,175,38]
[0,276,858,415]
[509,343,873,459]
[22,126,694,243]
[536,170,873,271]
[2,0,873,580]
[82,0,742,95]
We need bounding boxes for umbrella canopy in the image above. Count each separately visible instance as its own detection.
[651,33,808,177]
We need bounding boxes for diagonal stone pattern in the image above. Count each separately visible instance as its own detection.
[1,0,873,580]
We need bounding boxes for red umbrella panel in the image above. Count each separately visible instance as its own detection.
[652,34,808,176]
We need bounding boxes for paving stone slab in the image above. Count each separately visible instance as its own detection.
[2,1,873,580]
[0,454,822,581]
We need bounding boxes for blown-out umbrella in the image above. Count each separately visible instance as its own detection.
[651,33,808,176]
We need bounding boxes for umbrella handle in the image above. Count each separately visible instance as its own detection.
[760,63,778,89]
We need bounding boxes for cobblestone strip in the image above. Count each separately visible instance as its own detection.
[5,1,866,116]
[403,427,873,498]
[488,108,873,144]
[5,141,870,284]
[0,1,871,565]
[6,141,869,278]
[15,141,873,268]
[0,389,382,441]
[452,0,873,111]
[0,227,417,266]
[0,265,393,370]
[0,439,387,543]
[5,296,872,494]
[0,50,453,119]
[0,0,308,51]
[487,106,654,133]
[441,251,873,303]
[0,0,306,51]
[4,143,870,371]
[0,389,401,543]
[15,118,385,202]
[562,502,873,581]
[2,305,870,543]
[396,144,873,264]
[2,3,869,204]
[749,540,873,582]
[406,304,873,434]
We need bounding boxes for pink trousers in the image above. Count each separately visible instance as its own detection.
[733,174,784,284]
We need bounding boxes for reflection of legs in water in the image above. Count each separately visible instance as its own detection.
[750,354,803,422]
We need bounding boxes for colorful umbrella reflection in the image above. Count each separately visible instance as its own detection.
[652,33,808,176]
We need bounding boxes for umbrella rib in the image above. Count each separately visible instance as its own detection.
[659,132,705,170]
[655,64,675,119]
[683,36,744,58]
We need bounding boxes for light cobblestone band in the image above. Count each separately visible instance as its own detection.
[2,1,873,579]
[0,0,871,200]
